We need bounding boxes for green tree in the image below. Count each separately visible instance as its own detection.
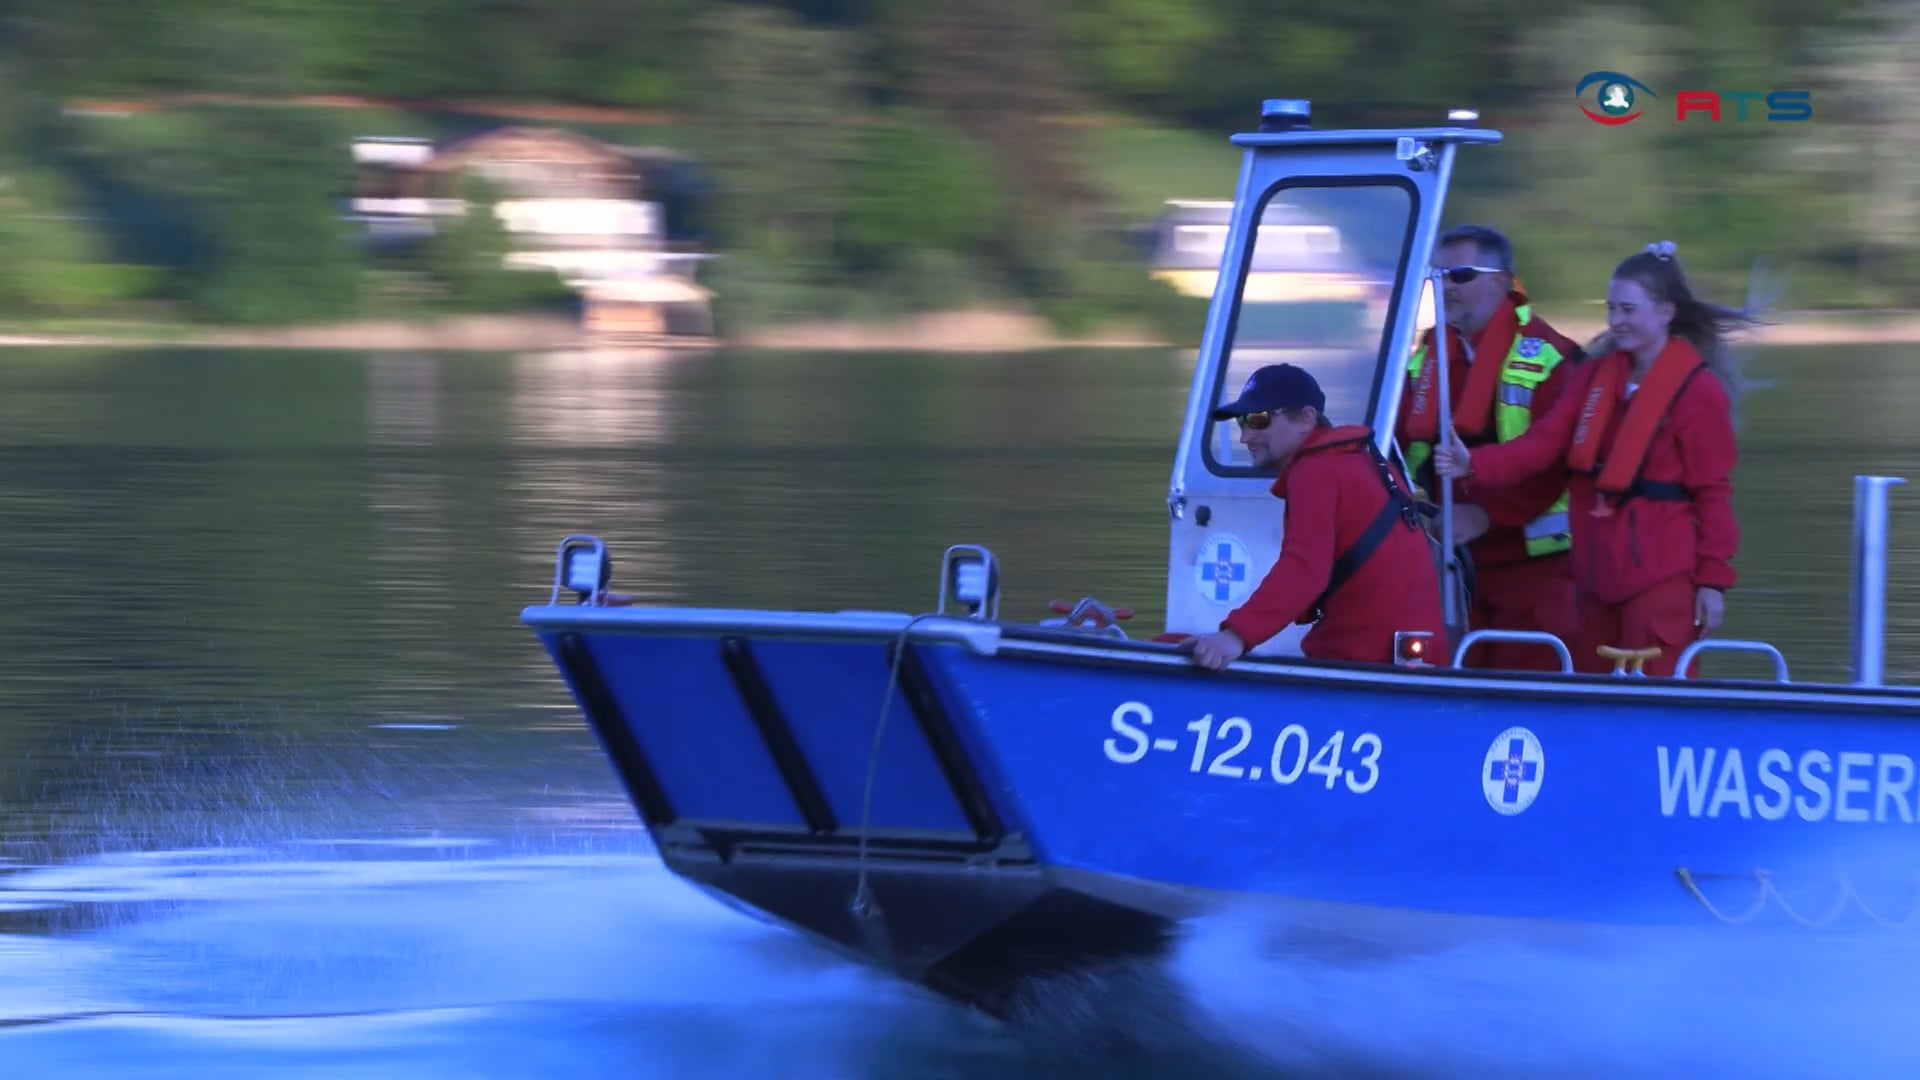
[1057,0,1225,106]
[1801,0,1920,301]
[1446,15,1691,307]
[892,0,1093,250]
[690,3,865,263]
[141,105,366,324]
[0,66,142,315]
[0,168,124,315]
[685,3,869,326]
[838,108,1002,269]
[421,171,574,311]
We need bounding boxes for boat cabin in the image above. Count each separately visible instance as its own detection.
[1156,100,1462,658]
[1147,99,1902,684]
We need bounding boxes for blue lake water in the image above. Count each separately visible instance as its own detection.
[2,345,1917,1078]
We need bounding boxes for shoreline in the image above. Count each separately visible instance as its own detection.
[1,307,1917,354]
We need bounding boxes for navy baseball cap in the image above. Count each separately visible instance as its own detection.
[1209,363,1326,420]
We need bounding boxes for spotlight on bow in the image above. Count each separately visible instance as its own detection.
[552,535,611,606]
[938,544,1001,621]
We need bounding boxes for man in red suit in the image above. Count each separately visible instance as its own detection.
[1189,363,1448,671]
[1396,224,1587,672]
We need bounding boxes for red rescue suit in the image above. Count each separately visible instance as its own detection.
[1397,291,1584,672]
[1459,337,1739,676]
[1222,424,1450,666]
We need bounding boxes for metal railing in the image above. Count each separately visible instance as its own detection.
[1450,629,1573,673]
[1675,640,1789,682]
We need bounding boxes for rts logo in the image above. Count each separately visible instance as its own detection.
[1575,70,1813,124]
[1575,71,1655,125]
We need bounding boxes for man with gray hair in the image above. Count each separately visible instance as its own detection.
[1394,223,1586,672]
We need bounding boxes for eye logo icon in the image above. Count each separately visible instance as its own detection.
[1575,71,1657,125]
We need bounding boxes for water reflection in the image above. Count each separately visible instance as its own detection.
[367,353,462,722]
[368,351,443,448]
[507,347,683,448]
[507,348,684,613]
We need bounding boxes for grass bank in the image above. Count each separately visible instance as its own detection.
[3,305,1918,354]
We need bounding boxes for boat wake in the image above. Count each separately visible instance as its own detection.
[1157,898,1920,1079]
[18,842,1920,1078]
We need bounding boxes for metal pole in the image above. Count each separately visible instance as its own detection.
[1851,474,1905,686]
[1425,145,1463,637]
[1428,266,1460,632]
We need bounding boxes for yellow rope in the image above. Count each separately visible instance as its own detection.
[1676,867,1920,928]
[1675,867,1772,924]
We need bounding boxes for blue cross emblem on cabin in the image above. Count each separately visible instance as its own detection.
[1201,541,1247,602]
[1481,727,1544,815]
[1194,533,1254,606]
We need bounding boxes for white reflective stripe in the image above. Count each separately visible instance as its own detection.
[1499,383,1533,407]
[1525,511,1570,540]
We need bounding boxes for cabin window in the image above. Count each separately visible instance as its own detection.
[1200,177,1417,476]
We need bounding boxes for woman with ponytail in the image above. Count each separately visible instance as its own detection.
[1433,242,1762,677]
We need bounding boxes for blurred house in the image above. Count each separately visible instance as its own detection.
[1144,199,1376,302]
[348,126,715,343]
[1142,198,1406,344]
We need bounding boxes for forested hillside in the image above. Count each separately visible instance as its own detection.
[0,0,1912,334]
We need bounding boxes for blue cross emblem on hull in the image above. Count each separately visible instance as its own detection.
[1481,727,1545,815]
[1490,739,1537,803]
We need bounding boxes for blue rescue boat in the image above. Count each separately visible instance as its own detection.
[520,100,1918,1019]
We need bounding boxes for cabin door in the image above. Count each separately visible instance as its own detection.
[1163,136,1457,651]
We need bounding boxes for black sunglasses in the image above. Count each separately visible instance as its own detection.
[1438,264,1505,285]
[1234,411,1274,431]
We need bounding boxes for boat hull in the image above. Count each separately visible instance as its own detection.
[526,606,1920,1015]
